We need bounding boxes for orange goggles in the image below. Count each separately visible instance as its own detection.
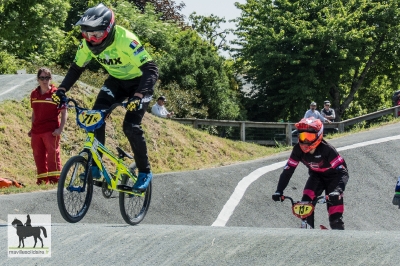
[298,132,318,143]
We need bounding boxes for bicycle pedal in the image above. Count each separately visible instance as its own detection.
[93,180,104,187]
[117,185,132,191]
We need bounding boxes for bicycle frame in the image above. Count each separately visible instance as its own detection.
[80,132,138,194]
[67,98,141,196]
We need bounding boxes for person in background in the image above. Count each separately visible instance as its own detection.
[304,101,331,123]
[321,100,335,122]
[29,68,67,185]
[151,96,174,118]
[52,3,158,191]
[394,92,400,116]
[272,117,349,230]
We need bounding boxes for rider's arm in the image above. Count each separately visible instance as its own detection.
[59,63,86,92]
[276,146,301,192]
[328,147,349,192]
[59,41,92,92]
[137,61,159,96]
[335,164,349,192]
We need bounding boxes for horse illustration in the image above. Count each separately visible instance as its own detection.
[11,218,47,248]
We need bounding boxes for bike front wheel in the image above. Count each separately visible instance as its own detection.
[119,167,152,225]
[57,155,93,223]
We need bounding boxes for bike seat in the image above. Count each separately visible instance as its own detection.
[116,147,134,159]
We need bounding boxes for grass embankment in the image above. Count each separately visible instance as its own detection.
[0,82,285,194]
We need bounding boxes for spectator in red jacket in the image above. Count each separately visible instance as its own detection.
[28,68,67,185]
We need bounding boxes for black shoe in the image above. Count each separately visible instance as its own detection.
[393,193,400,205]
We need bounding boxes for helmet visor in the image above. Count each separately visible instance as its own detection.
[298,132,318,143]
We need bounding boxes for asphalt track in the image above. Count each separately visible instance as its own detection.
[1,74,400,265]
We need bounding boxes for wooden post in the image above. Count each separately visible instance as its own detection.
[286,124,292,146]
[240,122,246,142]
[338,123,344,133]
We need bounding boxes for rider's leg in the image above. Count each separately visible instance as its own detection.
[393,176,400,205]
[301,174,321,229]
[123,99,152,191]
[329,215,344,230]
[327,182,345,230]
[90,79,124,179]
[327,199,344,230]
[111,76,154,191]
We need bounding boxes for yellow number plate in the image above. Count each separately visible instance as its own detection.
[292,203,315,219]
[77,110,103,129]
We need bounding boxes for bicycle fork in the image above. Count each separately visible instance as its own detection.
[301,220,310,229]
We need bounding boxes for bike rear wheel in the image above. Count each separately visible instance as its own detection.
[119,165,152,225]
[57,155,93,223]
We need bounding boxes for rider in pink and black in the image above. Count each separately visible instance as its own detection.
[272,117,349,230]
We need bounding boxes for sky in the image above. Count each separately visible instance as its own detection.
[180,0,245,22]
[179,0,247,57]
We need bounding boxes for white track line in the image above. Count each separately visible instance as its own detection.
[212,134,400,227]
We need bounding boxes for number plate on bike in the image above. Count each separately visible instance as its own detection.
[292,202,315,219]
[77,110,105,131]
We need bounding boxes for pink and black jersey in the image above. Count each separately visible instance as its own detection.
[276,139,348,193]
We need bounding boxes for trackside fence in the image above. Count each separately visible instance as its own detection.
[171,105,400,146]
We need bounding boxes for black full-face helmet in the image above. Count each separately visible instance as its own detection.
[75,3,116,55]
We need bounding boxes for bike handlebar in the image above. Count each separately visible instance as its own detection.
[281,195,328,206]
[66,98,127,115]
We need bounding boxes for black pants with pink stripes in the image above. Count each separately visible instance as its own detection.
[301,173,345,230]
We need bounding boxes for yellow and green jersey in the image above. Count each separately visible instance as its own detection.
[73,25,153,80]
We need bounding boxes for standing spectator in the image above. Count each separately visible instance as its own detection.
[304,101,331,123]
[321,100,335,122]
[29,68,67,185]
[151,96,174,118]
[52,3,158,191]
[392,91,400,116]
[391,90,400,106]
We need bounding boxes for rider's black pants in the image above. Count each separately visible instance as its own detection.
[92,76,152,173]
[301,173,345,230]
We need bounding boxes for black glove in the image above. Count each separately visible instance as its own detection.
[328,191,342,203]
[272,191,284,202]
[126,96,142,112]
[52,89,67,108]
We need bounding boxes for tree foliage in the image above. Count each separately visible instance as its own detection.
[115,1,241,120]
[157,29,241,120]
[128,0,186,23]
[0,0,242,122]
[0,0,70,63]
[234,0,400,122]
[188,12,230,51]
